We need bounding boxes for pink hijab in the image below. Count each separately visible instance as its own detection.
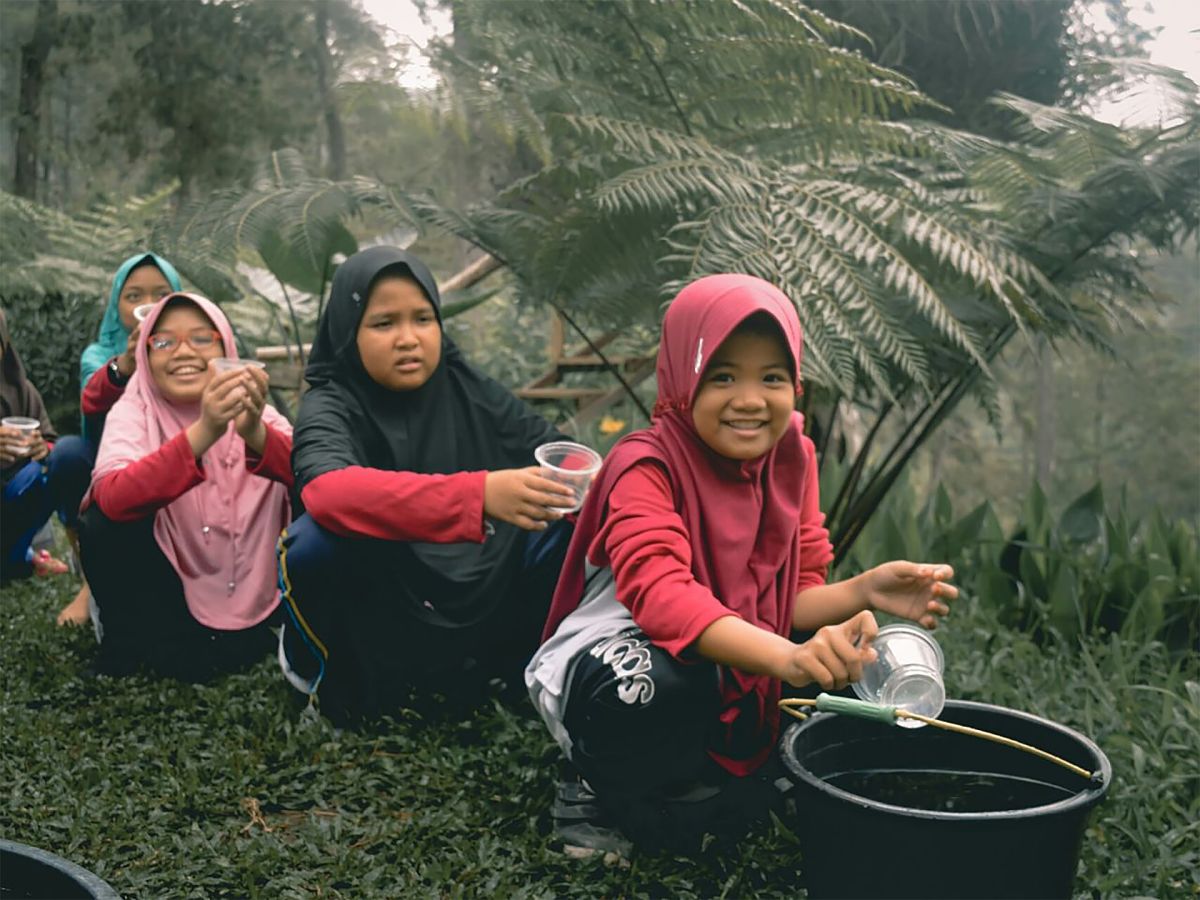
[543,274,832,774]
[91,292,292,630]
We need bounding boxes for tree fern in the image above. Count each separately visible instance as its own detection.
[428,0,1198,558]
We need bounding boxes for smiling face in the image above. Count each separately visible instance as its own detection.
[146,302,224,404]
[117,262,173,331]
[691,317,795,461]
[355,275,442,392]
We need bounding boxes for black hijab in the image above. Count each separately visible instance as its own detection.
[0,309,54,430]
[293,246,562,626]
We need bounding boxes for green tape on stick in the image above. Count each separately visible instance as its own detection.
[815,693,898,725]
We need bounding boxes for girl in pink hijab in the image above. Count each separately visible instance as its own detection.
[527,274,958,856]
[78,293,293,681]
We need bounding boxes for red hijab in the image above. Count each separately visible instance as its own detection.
[543,274,830,774]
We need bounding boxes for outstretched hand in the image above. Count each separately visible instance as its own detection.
[862,561,957,629]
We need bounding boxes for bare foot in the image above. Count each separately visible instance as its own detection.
[56,583,91,627]
[32,548,70,577]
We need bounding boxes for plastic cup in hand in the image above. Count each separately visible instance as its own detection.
[534,440,603,514]
[852,623,945,728]
[132,304,155,323]
[211,357,267,374]
[2,416,41,457]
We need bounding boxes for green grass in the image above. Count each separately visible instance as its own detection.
[2,575,1196,898]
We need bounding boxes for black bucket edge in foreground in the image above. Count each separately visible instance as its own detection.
[779,699,1112,899]
[0,839,122,900]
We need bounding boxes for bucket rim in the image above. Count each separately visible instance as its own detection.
[0,838,122,900]
[780,698,1112,822]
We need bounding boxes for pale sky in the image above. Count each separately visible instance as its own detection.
[360,0,1199,120]
[1086,0,1200,125]
[359,0,450,91]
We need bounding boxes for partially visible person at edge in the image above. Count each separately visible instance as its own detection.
[77,292,293,682]
[277,246,576,726]
[1,310,88,582]
[527,274,958,858]
[55,252,182,627]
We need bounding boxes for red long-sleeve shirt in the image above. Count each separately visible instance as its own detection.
[595,459,831,658]
[300,467,488,543]
[92,424,293,522]
[80,361,126,417]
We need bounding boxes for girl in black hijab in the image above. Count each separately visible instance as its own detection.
[279,247,575,723]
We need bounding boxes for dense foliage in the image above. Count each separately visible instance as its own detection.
[5,1,1196,553]
[2,291,98,433]
[837,470,1200,652]
[429,0,1200,557]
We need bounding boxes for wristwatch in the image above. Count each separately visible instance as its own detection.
[108,358,130,386]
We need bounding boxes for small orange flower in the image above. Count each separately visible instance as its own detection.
[599,415,627,436]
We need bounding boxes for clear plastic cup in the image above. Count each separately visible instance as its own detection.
[132,304,155,323]
[852,623,945,728]
[534,440,603,514]
[2,416,41,457]
[211,357,267,374]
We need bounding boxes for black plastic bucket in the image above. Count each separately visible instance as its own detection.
[780,699,1111,899]
[0,839,120,899]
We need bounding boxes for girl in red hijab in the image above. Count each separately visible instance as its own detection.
[527,274,957,857]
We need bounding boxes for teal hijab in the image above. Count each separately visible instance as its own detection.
[79,252,182,437]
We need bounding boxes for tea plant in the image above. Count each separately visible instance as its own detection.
[2,571,1195,897]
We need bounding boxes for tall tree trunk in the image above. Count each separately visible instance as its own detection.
[314,0,346,180]
[58,73,71,204]
[14,0,57,199]
[62,75,72,203]
[1093,371,1104,484]
[1034,337,1056,488]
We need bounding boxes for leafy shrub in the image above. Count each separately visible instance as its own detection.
[2,293,103,436]
[837,473,1200,651]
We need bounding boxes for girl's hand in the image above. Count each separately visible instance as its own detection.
[484,466,575,531]
[186,367,248,457]
[776,609,878,690]
[863,561,957,629]
[27,431,49,461]
[0,425,44,464]
[116,325,140,377]
[233,366,270,453]
[0,425,22,466]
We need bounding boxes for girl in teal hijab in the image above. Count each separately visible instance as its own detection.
[60,253,181,626]
[79,252,182,442]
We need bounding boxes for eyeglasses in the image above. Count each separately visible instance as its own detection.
[147,329,223,353]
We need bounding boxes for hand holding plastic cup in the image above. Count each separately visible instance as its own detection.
[852,623,945,728]
[211,357,267,375]
[1,416,41,457]
[534,440,603,514]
